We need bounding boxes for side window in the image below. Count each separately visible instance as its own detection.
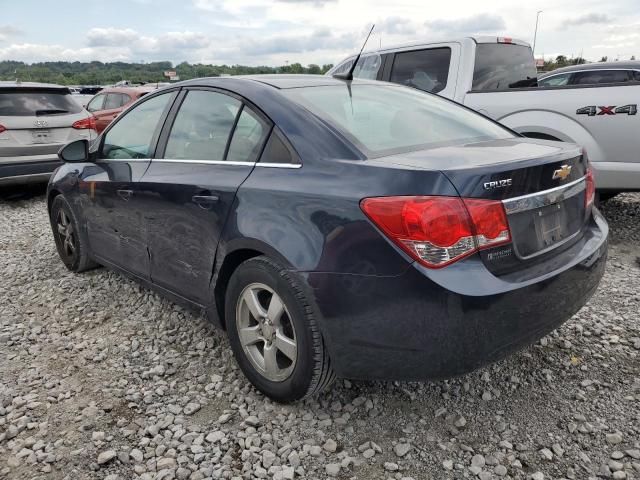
[164,90,241,161]
[539,73,571,87]
[104,93,124,110]
[119,94,131,107]
[332,58,355,75]
[390,48,451,93]
[572,70,630,85]
[634,71,640,81]
[226,107,269,162]
[101,92,173,160]
[260,130,297,164]
[87,94,105,112]
[354,54,382,80]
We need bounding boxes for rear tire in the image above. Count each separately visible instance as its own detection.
[49,195,98,273]
[225,256,335,402]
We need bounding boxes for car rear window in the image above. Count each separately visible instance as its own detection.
[0,89,83,116]
[284,84,513,157]
[472,44,538,91]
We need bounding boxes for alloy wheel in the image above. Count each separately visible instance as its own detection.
[235,282,297,382]
[56,209,76,259]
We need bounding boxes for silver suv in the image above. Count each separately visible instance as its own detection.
[0,82,97,185]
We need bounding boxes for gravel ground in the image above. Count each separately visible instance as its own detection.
[1,189,639,480]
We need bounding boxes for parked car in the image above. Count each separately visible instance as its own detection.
[0,81,97,185]
[86,86,156,133]
[538,61,640,87]
[48,75,607,402]
[329,37,640,198]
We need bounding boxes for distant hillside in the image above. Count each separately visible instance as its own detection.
[0,60,334,86]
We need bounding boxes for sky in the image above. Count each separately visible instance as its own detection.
[1,0,639,66]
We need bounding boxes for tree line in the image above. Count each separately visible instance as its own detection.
[540,55,636,72]
[0,60,335,86]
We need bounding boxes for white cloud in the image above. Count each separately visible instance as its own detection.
[3,0,640,66]
[426,13,507,37]
[565,13,614,27]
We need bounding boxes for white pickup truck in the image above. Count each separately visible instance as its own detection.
[328,36,640,196]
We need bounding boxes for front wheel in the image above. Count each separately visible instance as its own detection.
[225,256,335,402]
[49,195,97,272]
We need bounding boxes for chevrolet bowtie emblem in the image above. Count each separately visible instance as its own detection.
[552,165,572,180]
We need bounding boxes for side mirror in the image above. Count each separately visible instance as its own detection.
[58,139,89,163]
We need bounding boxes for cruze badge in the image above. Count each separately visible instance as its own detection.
[34,119,48,128]
[552,165,572,180]
[483,178,512,190]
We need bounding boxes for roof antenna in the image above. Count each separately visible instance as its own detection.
[333,24,375,81]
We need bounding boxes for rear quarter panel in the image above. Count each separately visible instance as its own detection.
[218,158,458,277]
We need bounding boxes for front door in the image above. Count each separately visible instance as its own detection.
[138,88,271,304]
[81,90,176,279]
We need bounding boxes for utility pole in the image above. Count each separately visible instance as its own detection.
[532,10,543,56]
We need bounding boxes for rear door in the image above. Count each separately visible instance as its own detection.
[81,90,177,278]
[139,87,271,304]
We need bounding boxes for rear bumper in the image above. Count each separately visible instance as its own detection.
[591,161,640,191]
[0,156,61,185]
[306,210,608,381]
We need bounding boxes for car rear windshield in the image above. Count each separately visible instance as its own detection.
[472,44,538,91]
[0,89,83,116]
[284,84,513,157]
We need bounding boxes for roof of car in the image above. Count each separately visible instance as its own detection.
[0,81,70,90]
[96,86,159,95]
[178,74,383,90]
[334,36,530,60]
[540,61,640,77]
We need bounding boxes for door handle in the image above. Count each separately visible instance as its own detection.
[117,189,133,201]
[192,195,219,209]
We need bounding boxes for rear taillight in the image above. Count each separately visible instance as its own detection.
[360,196,511,268]
[585,167,595,208]
[0,124,6,134]
[72,116,96,131]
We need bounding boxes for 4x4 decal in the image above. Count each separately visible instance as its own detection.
[576,104,637,116]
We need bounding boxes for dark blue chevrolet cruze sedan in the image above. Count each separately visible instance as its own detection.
[48,75,608,402]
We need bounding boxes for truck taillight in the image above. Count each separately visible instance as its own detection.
[72,116,96,131]
[0,124,6,134]
[360,196,511,268]
[585,167,596,209]
[497,37,513,44]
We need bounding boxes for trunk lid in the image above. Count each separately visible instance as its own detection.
[368,138,589,274]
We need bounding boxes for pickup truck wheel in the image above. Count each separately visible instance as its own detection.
[225,256,335,402]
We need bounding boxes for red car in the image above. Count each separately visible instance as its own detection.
[86,86,157,133]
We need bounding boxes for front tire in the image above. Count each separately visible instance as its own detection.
[225,256,335,402]
[49,195,97,272]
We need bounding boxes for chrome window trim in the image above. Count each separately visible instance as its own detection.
[150,158,301,168]
[502,176,586,215]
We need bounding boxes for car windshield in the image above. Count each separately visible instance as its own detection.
[0,89,83,116]
[472,44,538,90]
[284,84,513,156]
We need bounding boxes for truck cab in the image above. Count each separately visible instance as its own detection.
[329,37,640,195]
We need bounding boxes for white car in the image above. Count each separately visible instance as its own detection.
[0,81,97,185]
[330,37,640,198]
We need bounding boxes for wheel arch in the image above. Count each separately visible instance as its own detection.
[211,239,296,330]
[47,188,62,212]
[497,110,606,163]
